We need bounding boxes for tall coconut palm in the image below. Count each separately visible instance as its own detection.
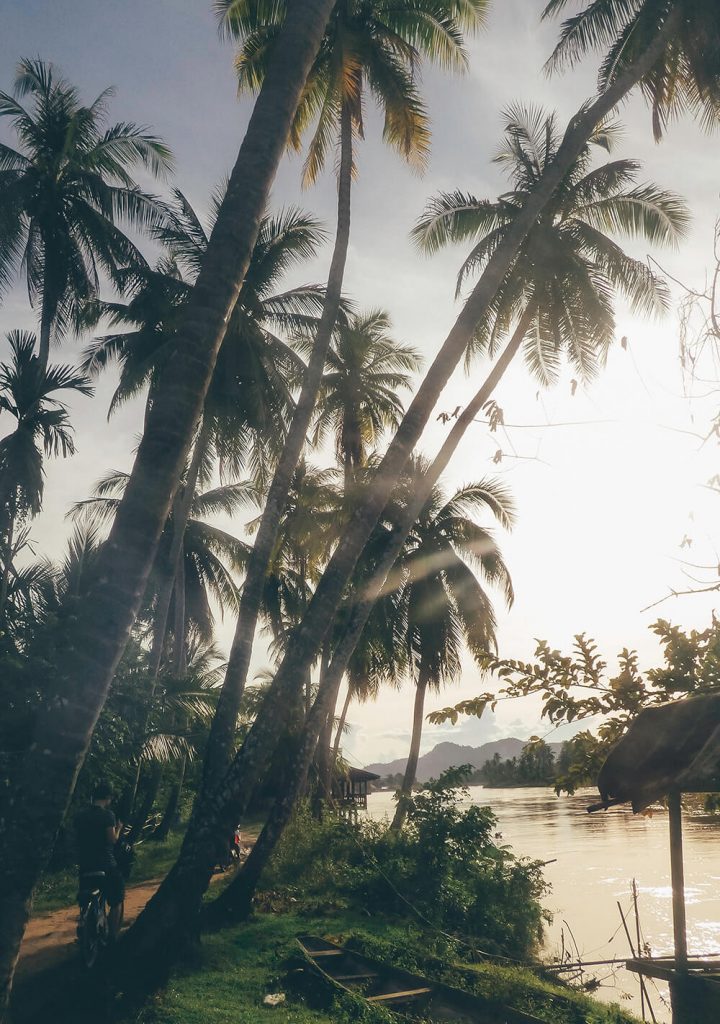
[84,192,325,483]
[0,331,93,618]
[308,310,421,490]
[412,106,687,384]
[83,193,324,679]
[0,58,171,370]
[207,0,720,797]
[205,0,489,790]
[543,0,720,141]
[139,102,691,946]
[0,4,334,1003]
[70,469,252,668]
[390,465,514,829]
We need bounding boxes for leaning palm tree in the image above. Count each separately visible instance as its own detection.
[205,0,490,790]
[543,0,720,141]
[309,310,421,490]
[135,97,691,951]
[412,106,687,383]
[0,331,92,618]
[0,58,171,369]
[207,0,720,790]
[390,465,515,830]
[0,6,335,1002]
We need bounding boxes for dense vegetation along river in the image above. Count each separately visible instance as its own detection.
[368,785,720,1022]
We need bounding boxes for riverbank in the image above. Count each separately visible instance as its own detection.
[114,908,642,1024]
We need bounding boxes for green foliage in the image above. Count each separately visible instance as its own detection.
[432,617,720,793]
[264,768,548,960]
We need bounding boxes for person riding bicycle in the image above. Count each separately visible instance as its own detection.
[74,781,125,941]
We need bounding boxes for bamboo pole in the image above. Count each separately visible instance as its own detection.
[618,901,657,1023]
[668,791,688,971]
[633,879,646,1021]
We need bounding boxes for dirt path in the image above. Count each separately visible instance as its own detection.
[16,875,168,981]
[16,843,255,982]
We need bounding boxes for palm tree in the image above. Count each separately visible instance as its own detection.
[309,310,421,490]
[0,58,171,370]
[389,467,514,830]
[209,0,720,815]
[0,4,335,1001]
[0,331,92,618]
[543,0,720,141]
[83,193,324,679]
[84,193,326,482]
[70,469,252,667]
[161,103,689,928]
[205,0,489,790]
[412,106,687,385]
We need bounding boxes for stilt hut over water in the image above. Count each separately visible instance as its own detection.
[590,694,720,1024]
[332,766,379,812]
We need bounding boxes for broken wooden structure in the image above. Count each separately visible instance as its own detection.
[589,694,720,1024]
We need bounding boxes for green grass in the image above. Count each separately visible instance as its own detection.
[120,906,640,1024]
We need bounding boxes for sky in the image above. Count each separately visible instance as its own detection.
[3,1,720,766]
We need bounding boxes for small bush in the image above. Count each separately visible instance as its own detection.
[263,767,548,960]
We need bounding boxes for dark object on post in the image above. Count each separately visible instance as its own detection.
[589,695,720,1024]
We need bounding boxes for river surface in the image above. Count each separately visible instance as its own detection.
[367,786,720,1022]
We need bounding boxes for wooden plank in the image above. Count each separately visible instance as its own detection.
[332,972,379,981]
[668,791,688,970]
[311,949,344,957]
[367,987,432,1002]
[626,960,677,983]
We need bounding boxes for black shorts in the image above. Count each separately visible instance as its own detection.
[79,865,125,907]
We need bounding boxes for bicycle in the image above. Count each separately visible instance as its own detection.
[77,870,109,968]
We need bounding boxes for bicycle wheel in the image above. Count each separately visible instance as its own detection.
[78,899,101,968]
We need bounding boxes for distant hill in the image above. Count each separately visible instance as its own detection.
[366,738,563,783]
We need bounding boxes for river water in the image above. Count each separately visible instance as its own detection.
[367,786,720,1022]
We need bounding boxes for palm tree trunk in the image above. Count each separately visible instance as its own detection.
[115,309,532,950]
[104,18,684,971]
[172,555,187,677]
[38,266,54,373]
[201,100,354,793]
[331,688,352,765]
[0,498,17,624]
[391,663,431,832]
[175,14,686,879]
[205,632,353,928]
[0,4,334,1012]
[128,761,163,844]
[155,416,210,680]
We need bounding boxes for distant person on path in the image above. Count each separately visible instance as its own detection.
[74,782,125,940]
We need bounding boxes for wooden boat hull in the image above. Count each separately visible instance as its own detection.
[296,934,545,1023]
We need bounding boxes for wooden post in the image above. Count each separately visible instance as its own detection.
[668,790,688,971]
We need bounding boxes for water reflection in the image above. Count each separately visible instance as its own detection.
[367,785,720,1023]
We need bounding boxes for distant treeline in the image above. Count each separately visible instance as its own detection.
[376,736,598,793]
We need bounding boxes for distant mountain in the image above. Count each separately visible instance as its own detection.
[366,738,563,783]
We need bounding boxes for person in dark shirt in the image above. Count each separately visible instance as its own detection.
[75,781,125,940]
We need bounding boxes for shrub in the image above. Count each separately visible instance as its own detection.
[263,766,548,960]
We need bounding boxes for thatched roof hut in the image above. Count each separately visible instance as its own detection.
[593,695,720,1020]
[598,694,720,812]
